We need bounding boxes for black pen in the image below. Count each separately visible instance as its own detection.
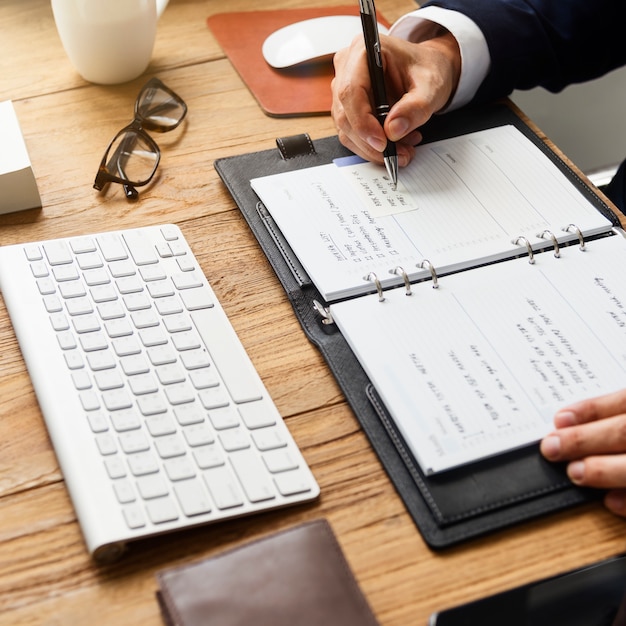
[359,0,398,190]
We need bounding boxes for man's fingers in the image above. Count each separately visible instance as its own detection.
[564,455,626,490]
[554,389,626,427]
[541,414,626,461]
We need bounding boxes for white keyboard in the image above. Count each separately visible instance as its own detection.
[0,224,319,561]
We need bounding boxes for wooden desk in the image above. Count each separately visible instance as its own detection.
[1,1,624,624]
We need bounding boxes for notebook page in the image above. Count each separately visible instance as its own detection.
[329,234,626,474]
[251,125,612,302]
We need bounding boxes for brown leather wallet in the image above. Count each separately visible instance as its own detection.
[155,519,380,626]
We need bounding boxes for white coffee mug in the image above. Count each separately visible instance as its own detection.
[51,0,169,85]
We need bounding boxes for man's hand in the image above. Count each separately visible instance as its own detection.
[331,29,461,166]
[540,389,626,516]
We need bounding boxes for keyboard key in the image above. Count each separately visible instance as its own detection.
[251,427,288,452]
[69,237,97,254]
[193,444,224,469]
[127,451,160,476]
[50,312,70,331]
[198,387,230,410]
[30,261,49,278]
[219,428,251,452]
[230,450,276,503]
[183,422,215,447]
[52,265,79,282]
[238,402,276,429]
[137,393,168,416]
[102,388,133,411]
[173,479,211,516]
[273,471,314,497]
[95,433,117,456]
[203,466,244,510]
[180,289,214,311]
[79,390,100,411]
[90,284,118,302]
[174,403,206,426]
[145,414,178,437]
[85,269,112,287]
[146,496,179,524]
[123,230,159,266]
[94,370,124,391]
[191,308,264,403]
[163,314,192,333]
[64,350,84,370]
[87,412,110,434]
[154,434,187,459]
[164,457,197,482]
[98,233,128,262]
[137,474,169,500]
[172,271,203,290]
[113,480,136,504]
[71,370,92,390]
[262,450,299,473]
[122,504,146,529]
[104,456,127,479]
[110,409,142,432]
[108,259,136,278]
[43,240,73,265]
[119,430,150,454]
[76,251,103,270]
[79,332,109,352]
[208,406,240,430]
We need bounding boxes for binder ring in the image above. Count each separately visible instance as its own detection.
[313,299,334,325]
[538,229,560,257]
[512,236,535,264]
[390,266,412,295]
[564,223,586,250]
[365,272,385,302]
[418,259,439,288]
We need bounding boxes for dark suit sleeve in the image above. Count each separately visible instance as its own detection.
[421,0,626,103]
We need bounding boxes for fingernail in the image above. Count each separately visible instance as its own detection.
[388,117,410,140]
[568,461,585,484]
[554,410,577,428]
[540,435,561,459]
[367,135,387,152]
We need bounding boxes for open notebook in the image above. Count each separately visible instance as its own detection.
[214,103,620,548]
[250,124,622,475]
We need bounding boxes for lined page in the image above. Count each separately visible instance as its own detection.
[330,234,626,474]
[251,125,612,302]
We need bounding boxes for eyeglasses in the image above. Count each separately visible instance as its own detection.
[93,77,187,200]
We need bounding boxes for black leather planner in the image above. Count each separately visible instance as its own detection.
[214,103,619,548]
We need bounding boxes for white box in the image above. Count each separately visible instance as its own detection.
[0,100,42,214]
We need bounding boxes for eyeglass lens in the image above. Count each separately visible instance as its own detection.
[136,80,187,131]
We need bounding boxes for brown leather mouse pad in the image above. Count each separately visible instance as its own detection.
[207,7,389,118]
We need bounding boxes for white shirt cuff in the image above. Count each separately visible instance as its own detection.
[390,6,491,110]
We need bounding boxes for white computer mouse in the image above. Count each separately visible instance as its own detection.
[262,15,389,69]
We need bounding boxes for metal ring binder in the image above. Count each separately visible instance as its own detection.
[418,260,439,288]
[564,223,586,250]
[313,299,334,325]
[512,236,535,264]
[390,266,412,295]
[538,229,561,257]
[365,272,385,302]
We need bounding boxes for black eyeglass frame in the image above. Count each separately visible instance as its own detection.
[93,77,188,200]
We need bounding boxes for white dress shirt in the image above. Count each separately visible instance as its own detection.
[389,6,491,110]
